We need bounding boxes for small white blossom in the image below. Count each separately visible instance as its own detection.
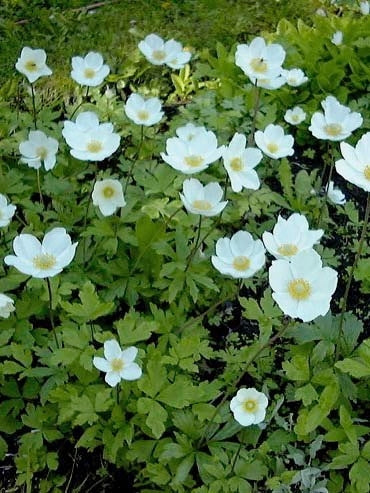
[269,249,338,322]
[230,388,268,426]
[326,181,346,205]
[71,52,110,87]
[180,178,228,216]
[5,228,78,278]
[335,132,370,192]
[360,1,369,14]
[0,294,15,319]
[93,339,142,387]
[125,93,164,126]
[282,68,308,87]
[255,124,294,159]
[15,47,52,83]
[309,96,363,141]
[175,123,208,142]
[212,231,265,279]
[19,130,59,170]
[331,31,343,46]
[0,194,16,228]
[250,75,286,90]
[284,106,306,125]
[92,179,126,216]
[138,33,191,69]
[222,133,262,192]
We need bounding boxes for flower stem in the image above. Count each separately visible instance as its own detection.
[69,86,90,120]
[185,215,202,271]
[30,83,37,130]
[317,143,335,226]
[247,85,261,147]
[36,168,44,206]
[82,177,97,265]
[338,193,370,337]
[230,442,243,474]
[124,125,144,194]
[46,278,60,348]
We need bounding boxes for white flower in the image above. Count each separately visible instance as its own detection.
[92,179,126,216]
[284,106,306,125]
[0,194,16,228]
[360,1,369,14]
[282,68,308,87]
[326,181,346,205]
[161,128,224,174]
[335,132,370,192]
[4,227,78,278]
[230,388,268,426]
[62,111,120,161]
[15,47,52,83]
[93,339,142,387]
[309,96,363,141]
[331,31,343,46]
[262,213,323,260]
[235,37,285,81]
[212,231,265,279]
[138,33,191,69]
[222,133,262,192]
[250,75,286,90]
[0,294,15,319]
[255,124,294,159]
[175,123,208,142]
[180,178,228,216]
[125,93,164,126]
[19,130,59,170]
[269,249,338,322]
[71,52,110,87]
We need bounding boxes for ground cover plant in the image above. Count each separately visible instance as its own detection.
[0,0,370,492]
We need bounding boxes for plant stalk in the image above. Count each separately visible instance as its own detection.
[46,277,60,348]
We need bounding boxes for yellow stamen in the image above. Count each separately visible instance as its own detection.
[364,166,370,181]
[110,358,124,372]
[324,123,342,137]
[277,244,298,257]
[267,142,279,154]
[288,278,311,300]
[24,60,38,72]
[152,50,166,62]
[232,256,250,271]
[33,253,57,270]
[84,68,96,79]
[103,186,115,198]
[87,141,103,153]
[250,58,268,74]
[185,155,204,168]
[243,399,258,412]
[137,110,149,121]
[192,200,212,211]
[230,157,243,172]
[36,147,48,160]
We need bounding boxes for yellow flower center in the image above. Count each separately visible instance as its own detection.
[230,157,243,172]
[232,256,250,271]
[292,114,299,122]
[324,123,342,137]
[36,146,48,160]
[0,211,3,219]
[192,200,212,211]
[267,142,279,154]
[110,358,124,372]
[84,68,96,79]
[364,166,370,181]
[87,140,103,153]
[152,50,166,62]
[24,60,38,72]
[32,253,57,270]
[277,244,298,257]
[250,58,268,74]
[288,278,311,300]
[137,110,149,121]
[185,155,204,168]
[103,186,115,198]
[243,399,258,412]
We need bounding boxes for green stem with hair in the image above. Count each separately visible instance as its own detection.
[30,83,37,130]
[248,85,261,147]
[82,176,97,265]
[124,125,144,194]
[185,214,203,271]
[36,168,44,206]
[46,278,60,349]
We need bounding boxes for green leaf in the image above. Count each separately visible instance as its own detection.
[60,281,114,322]
[137,397,168,439]
[116,310,155,345]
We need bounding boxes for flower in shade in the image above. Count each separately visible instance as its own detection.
[161,128,224,174]
[180,178,228,216]
[4,227,78,278]
[15,47,52,83]
[138,33,191,69]
[360,1,369,15]
[0,294,15,319]
[230,388,268,426]
[284,106,306,125]
[309,96,363,141]
[0,194,16,228]
[175,123,208,142]
[269,249,338,322]
[19,130,59,170]
[326,181,346,205]
[92,179,126,216]
[222,133,262,192]
[250,75,286,90]
[235,37,285,81]
[331,31,343,46]
[211,231,265,279]
[93,339,142,387]
[124,93,164,126]
[262,213,323,260]
[62,111,120,161]
[71,52,110,87]
[282,68,308,87]
[335,132,370,192]
[255,124,294,159]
